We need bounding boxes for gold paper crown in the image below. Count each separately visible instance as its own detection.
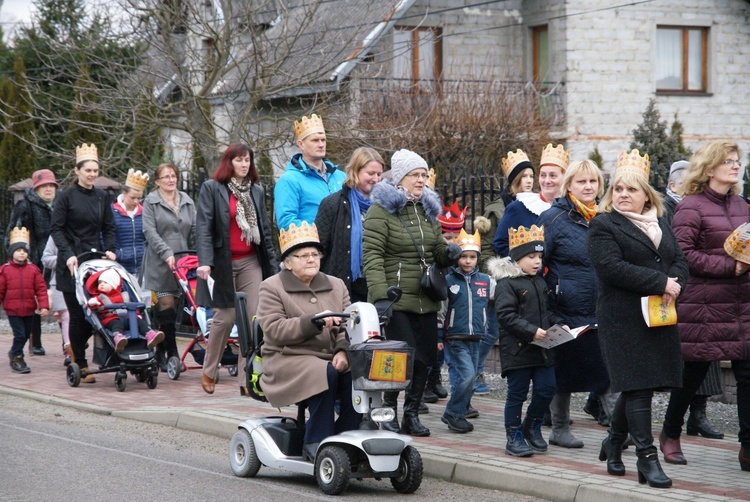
[75,143,98,164]
[438,200,467,231]
[615,149,650,179]
[508,224,545,251]
[125,169,149,191]
[294,114,325,141]
[540,144,570,171]
[501,149,530,179]
[454,228,481,254]
[426,168,436,190]
[279,221,321,256]
[724,222,750,265]
[9,227,29,246]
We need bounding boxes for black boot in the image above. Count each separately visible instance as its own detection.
[505,426,534,457]
[380,391,401,433]
[637,453,672,488]
[599,432,627,476]
[584,393,601,421]
[522,417,547,452]
[401,362,430,437]
[687,395,724,439]
[428,365,448,399]
[156,308,178,359]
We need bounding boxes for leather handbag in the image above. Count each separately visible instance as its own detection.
[397,215,448,302]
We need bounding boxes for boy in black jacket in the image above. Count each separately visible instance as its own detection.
[488,225,566,457]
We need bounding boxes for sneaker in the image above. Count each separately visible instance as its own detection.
[474,373,489,395]
[10,354,31,374]
[465,405,480,419]
[442,413,474,433]
[145,329,165,349]
[113,333,128,353]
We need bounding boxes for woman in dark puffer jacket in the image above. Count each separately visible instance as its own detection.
[660,140,750,472]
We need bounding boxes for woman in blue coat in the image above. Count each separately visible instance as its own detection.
[536,159,609,449]
[111,171,146,276]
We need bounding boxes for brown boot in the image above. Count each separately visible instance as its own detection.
[201,373,215,394]
[659,428,687,464]
[80,367,96,384]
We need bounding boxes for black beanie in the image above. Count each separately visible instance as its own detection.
[509,240,545,262]
[507,160,533,188]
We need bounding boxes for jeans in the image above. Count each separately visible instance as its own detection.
[444,339,480,418]
[304,363,362,445]
[665,359,750,447]
[504,366,556,428]
[9,315,34,357]
[476,311,500,375]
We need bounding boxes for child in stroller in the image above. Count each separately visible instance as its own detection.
[86,268,164,353]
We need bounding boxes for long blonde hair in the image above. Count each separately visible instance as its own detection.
[599,170,663,216]
[682,140,741,196]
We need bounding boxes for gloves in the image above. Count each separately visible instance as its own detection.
[446,242,463,261]
[87,297,102,308]
[374,299,393,323]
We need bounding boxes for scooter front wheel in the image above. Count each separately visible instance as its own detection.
[390,445,423,493]
[315,445,351,495]
[229,429,261,477]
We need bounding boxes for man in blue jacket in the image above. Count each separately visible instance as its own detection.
[274,114,345,230]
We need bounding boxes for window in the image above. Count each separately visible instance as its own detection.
[656,26,708,93]
[532,25,549,84]
[392,27,442,92]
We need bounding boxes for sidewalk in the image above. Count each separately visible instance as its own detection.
[1,332,749,501]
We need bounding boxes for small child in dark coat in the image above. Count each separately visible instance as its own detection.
[487,225,566,457]
[0,228,49,374]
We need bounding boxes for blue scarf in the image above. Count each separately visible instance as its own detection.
[349,188,372,282]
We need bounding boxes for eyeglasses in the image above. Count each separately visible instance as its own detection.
[722,159,743,167]
[405,172,429,180]
[158,174,178,180]
[292,252,323,261]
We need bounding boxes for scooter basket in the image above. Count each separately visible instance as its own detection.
[348,340,414,392]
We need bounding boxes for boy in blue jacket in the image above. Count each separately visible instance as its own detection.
[440,229,494,433]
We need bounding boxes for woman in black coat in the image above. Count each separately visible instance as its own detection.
[315,147,384,302]
[587,150,688,489]
[50,144,117,383]
[195,144,278,394]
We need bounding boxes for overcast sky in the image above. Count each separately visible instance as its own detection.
[1,0,36,39]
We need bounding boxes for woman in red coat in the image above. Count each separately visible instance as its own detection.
[660,140,750,472]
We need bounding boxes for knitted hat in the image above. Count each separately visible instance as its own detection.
[32,169,59,189]
[98,268,121,289]
[669,160,689,178]
[390,149,428,186]
[7,227,29,256]
[508,225,545,262]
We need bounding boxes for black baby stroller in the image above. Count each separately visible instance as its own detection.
[66,251,160,391]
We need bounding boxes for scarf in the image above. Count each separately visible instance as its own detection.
[227,178,261,245]
[397,185,421,202]
[568,193,597,222]
[158,190,181,216]
[666,188,682,204]
[348,188,372,282]
[615,206,662,248]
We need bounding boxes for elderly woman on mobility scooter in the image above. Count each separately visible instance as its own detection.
[255,222,361,462]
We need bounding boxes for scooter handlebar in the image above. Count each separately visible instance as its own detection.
[310,312,351,328]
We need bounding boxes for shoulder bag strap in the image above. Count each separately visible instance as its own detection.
[396,214,427,268]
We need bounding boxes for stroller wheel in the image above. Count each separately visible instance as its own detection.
[134,370,147,383]
[167,356,181,380]
[227,365,238,377]
[115,372,127,392]
[146,370,158,389]
[67,363,81,387]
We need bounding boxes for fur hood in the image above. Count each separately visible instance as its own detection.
[369,180,441,222]
[486,256,525,280]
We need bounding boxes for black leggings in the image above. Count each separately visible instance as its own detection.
[63,292,93,369]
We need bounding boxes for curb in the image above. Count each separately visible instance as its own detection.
[0,385,705,502]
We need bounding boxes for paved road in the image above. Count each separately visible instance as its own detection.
[0,394,548,501]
